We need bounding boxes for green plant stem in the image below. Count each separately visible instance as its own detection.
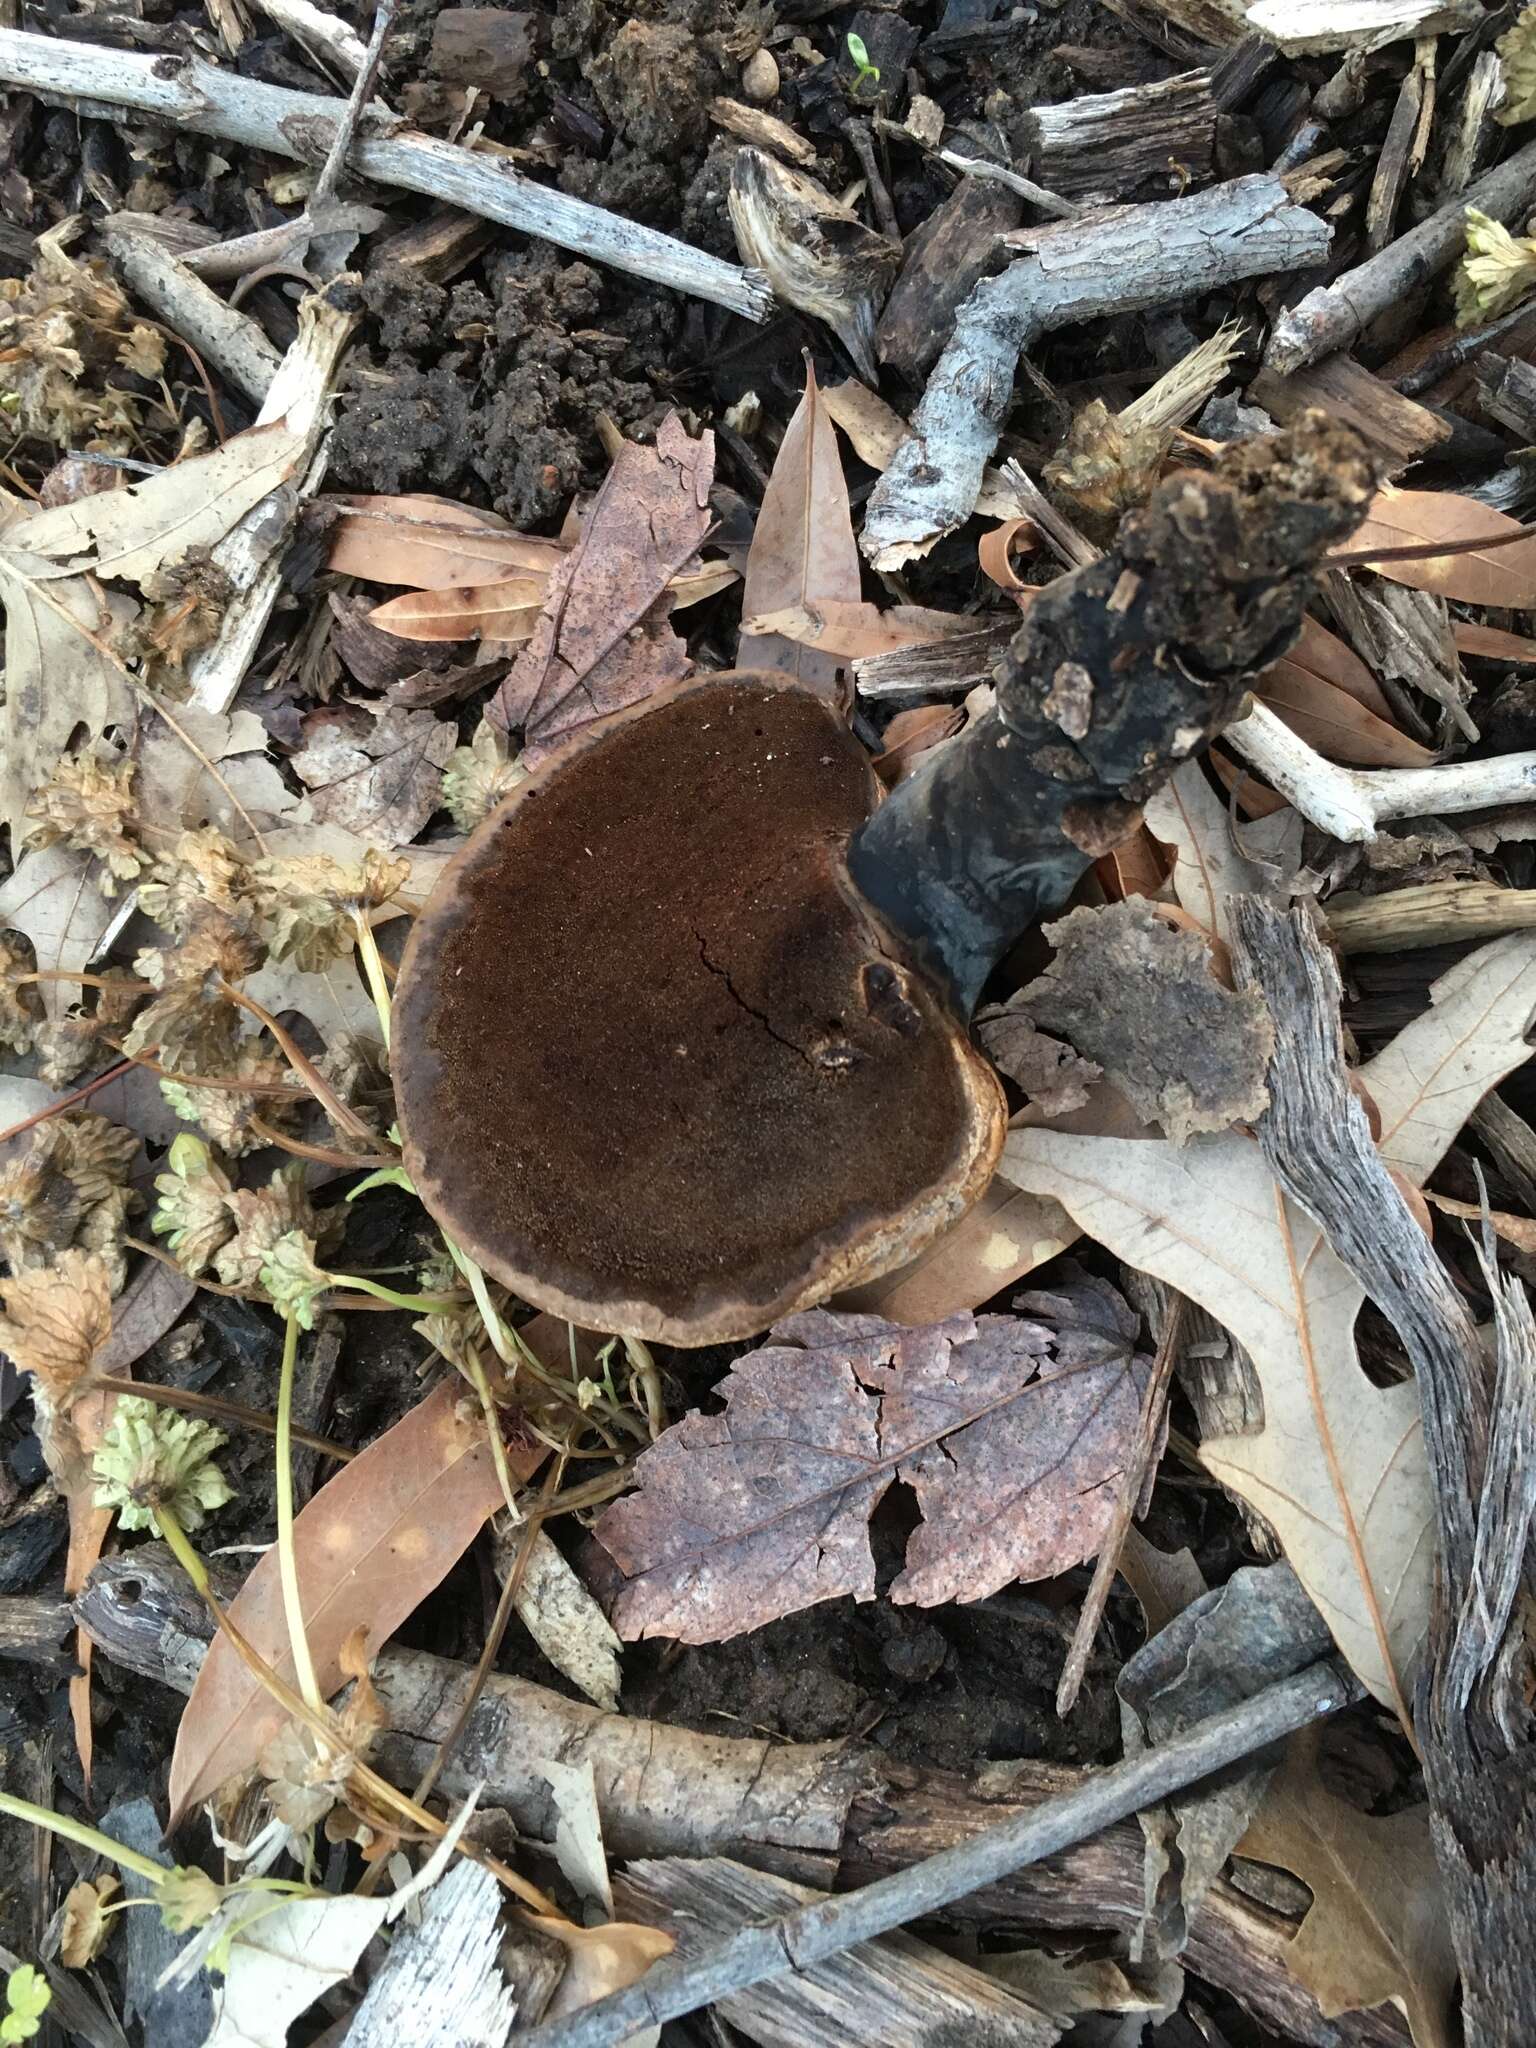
[155,1503,211,1600]
[464,1342,523,1522]
[0,1792,167,1886]
[275,1312,323,1715]
[325,1272,463,1314]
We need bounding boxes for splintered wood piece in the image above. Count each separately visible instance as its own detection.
[1025,69,1217,204]
[1251,356,1451,474]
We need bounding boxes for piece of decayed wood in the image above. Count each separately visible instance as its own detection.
[0,1593,73,1665]
[1250,355,1450,473]
[1363,62,1423,256]
[0,27,772,321]
[1470,1089,1536,1218]
[77,1545,1406,2047]
[342,1862,516,2048]
[877,174,1022,381]
[708,96,818,167]
[1327,880,1536,953]
[1025,69,1218,204]
[862,174,1330,570]
[1475,352,1536,441]
[611,1857,1058,2048]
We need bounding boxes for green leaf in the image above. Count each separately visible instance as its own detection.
[2,1966,52,2043]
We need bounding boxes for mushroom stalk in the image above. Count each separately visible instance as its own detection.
[846,417,1375,1014]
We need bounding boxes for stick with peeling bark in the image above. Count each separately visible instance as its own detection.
[0,27,772,321]
[860,172,1332,571]
[390,417,1372,1346]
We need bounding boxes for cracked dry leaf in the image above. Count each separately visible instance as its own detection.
[4,420,304,586]
[1022,898,1274,1143]
[973,1002,1102,1115]
[291,704,455,847]
[597,1282,1145,1642]
[0,1249,113,1409]
[1005,929,1536,1719]
[0,844,120,1030]
[1239,1737,1457,2048]
[488,413,714,767]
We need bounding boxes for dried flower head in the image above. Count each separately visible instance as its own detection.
[0,1113,137,1280]
[59,1875,120,1969]
[130,558,234,679]
[214,1163,340,1291]
[0,933,40,1057]
[257,1629,383,1832]
[1497,6,1536,126]
[1044,400,1171,538]
[93,1394,233,1535]
[26,752,146,891]
[0,226,164,450]
[0,1249,112,1411]
[124,909,264,1073]
[246,849,410,973]
[257,1229,332,1329]
[139,828,248,938]
[441,720,528,832]
[35,966,143,1088]
[161,1044,302,1158]
[152,1133,237,1277]
[153,1866,224,1934]
[1455,207,1536,326]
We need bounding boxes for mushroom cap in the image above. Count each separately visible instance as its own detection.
[393,673,1005,1344]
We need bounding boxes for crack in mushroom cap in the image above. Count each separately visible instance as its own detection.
[392,674,1005,1345]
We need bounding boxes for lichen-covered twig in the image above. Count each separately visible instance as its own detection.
[860,174,1331,570]
[1265,135,1536,375]
[0,26,773,320]
[1224,701,1536,842]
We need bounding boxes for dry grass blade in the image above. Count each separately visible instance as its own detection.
[167,1378,541,1826]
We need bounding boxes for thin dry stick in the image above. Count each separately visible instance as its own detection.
[305,0,394,218]
[0,1060,135,1146]
[1056,1294,1185,1717]
[519,1659,1361,2048]
[93,1374,355,1462]
[219,981,378,1144]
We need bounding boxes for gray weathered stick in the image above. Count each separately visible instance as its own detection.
[520,1660,1359,2048]
[1265,136,1536,375]
[0,27,773,320]
[101,217,282,405]
[861,174,1330,569]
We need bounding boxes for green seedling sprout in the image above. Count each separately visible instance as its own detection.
[846,31,879,92]
[1,1967,49,2045]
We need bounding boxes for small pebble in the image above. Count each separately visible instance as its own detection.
[741,48,779,104]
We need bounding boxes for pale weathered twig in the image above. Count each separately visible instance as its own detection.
[253,0,370,82]
[936,148,1077,218]
[0,27,773,320]
[100,216,282,405]
[520,1660,1359,2048]
[861,174,1330,569]
[1265,135,1536,375]
[1224,700,1536,842]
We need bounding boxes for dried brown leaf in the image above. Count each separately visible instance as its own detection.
[291,705,455,847]
[978,515,1040,593]
[0,845,119,1029]
[1337,487,1536,606]
[834,1178,1079,1323]
[871,702,964,784]
[530,1916,675,2020]
[596,1286,1145,1641]
[0,1248,112,1408]
[1022,899,1274,1143]
[59,1874,119,1969]
[1451,619,1536,661]
[168,1378,543,1826]
[1239,1739,1458,2048]
[323,493,571,589]
[739,359,863,696]
[368,576,547,645]
[1287,614,1396,721]
[743,598,974,659]
[488,415,713,766]
[1257,659,1434,769]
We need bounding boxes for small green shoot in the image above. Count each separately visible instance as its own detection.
[846,31,879,92]
[1,1967,49,2045]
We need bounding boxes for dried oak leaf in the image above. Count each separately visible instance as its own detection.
[124,910,264,1075]
[0,1248,113,1409]
[488,414,715,768]
[1021,898,1274,1144]
[973,1000,1103,1115]
[25,750,146,892]
[596,1282,1145,1642]
[290,704,455,847]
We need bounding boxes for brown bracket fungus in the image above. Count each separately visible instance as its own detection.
[394,415,1374,1345]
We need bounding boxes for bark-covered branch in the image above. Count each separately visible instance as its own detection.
[860,174,1331,570]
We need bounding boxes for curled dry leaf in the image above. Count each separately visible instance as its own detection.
[1005,931,1536,1717]
[1337,486,1536,607]
[1258,660,1433,769]
[168,1378,543,1826]
[529,1916,675,2022]
[1021,898,1275,1144]
[59,1874,120,1968]
[596,1285,1145,1642]
[871,702,964,785]
[978,516,1041,593]
[488,414,714,766]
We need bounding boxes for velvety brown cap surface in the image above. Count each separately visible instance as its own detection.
[393,674,1003,1342]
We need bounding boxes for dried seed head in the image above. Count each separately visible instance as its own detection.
[93,1394,233,1536]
